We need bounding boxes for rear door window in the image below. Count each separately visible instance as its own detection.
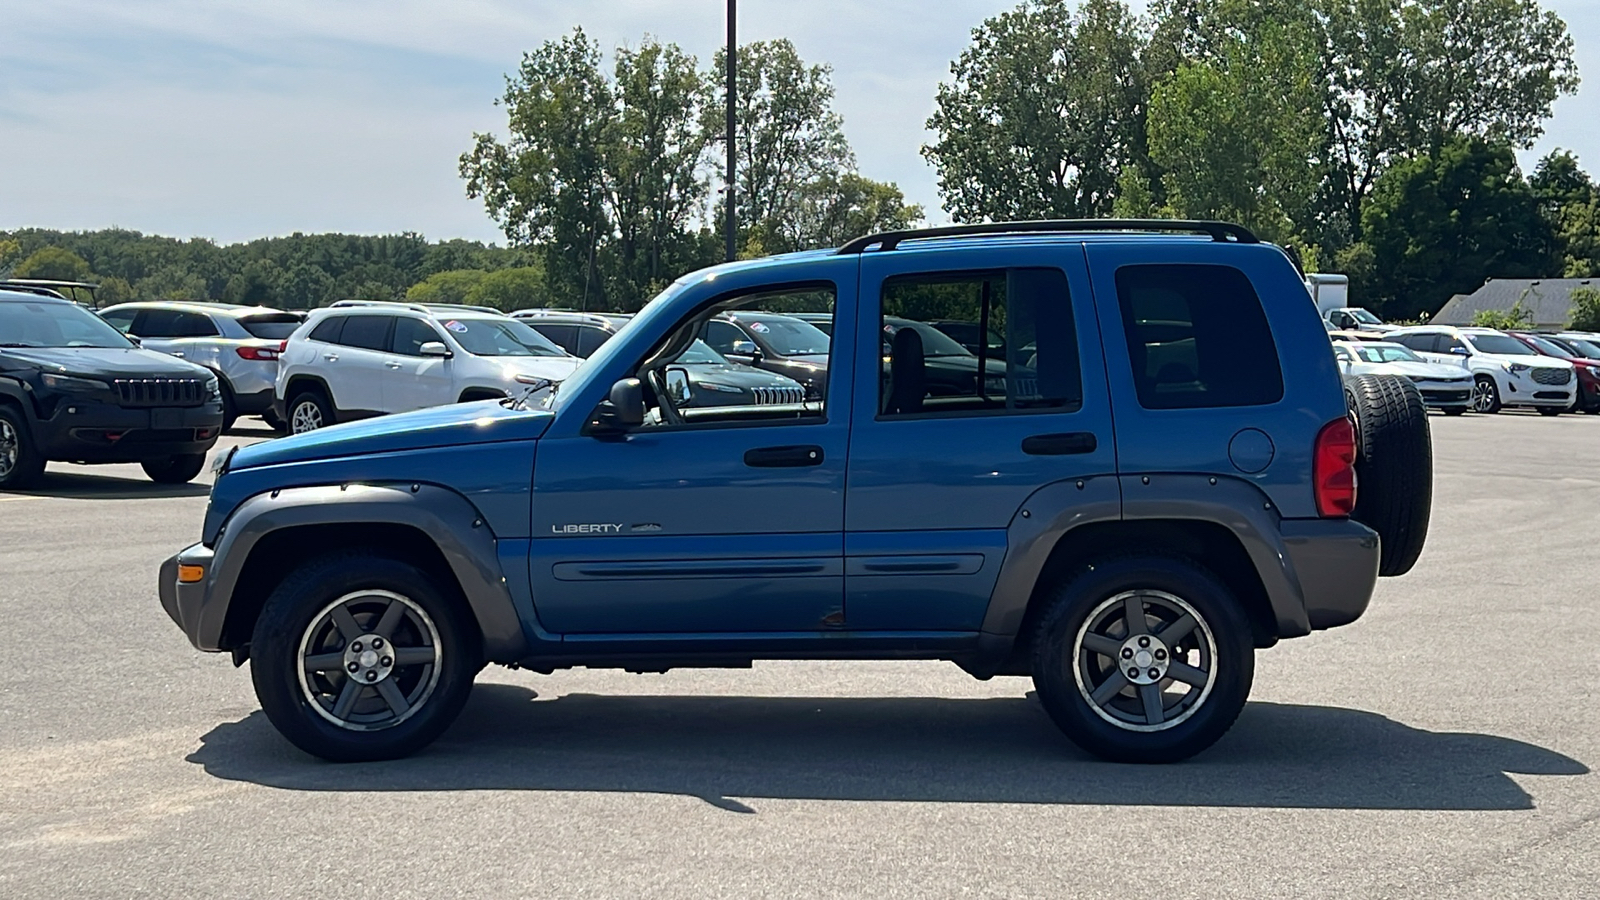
[1114,264,1283,409]
[528,323,580,355]
[573,325,613,357]
[338,315,393,351]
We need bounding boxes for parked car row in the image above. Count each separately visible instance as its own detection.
[1331,323,1600,415]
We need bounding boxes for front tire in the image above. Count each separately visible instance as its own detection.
[1472,375,1502,413]
[141,453,206,484]
[250,552,479,762]
[1442,406,1468,416]
[1031,555,1253,764]
[0,406,46,489]
[1538,405,1562,416]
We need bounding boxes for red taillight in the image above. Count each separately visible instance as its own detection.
[237,346,280,361]
[1314,417,1357,517]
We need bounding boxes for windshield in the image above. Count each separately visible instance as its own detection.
[1353,343,1422,363]
[883,318,973,357]
[442,318,570,357]
[677,339,730,366]
[1562,337,1600,358]
[1466,333,1539,356]
[1525,335,1573,358]
[239,313,303,340]
[738,315,831,356]
[0,301,134,348]
[1349,309,1382,324]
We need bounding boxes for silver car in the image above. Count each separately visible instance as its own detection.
[99,302,304,431]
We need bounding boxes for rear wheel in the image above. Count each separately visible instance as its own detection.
[217,379,239,433]
[0,406,46,489]
[1472,375,1502,413]
[288,390,333,434]
[141,453,207,484]
[1032,555,1253,764]
[1442,406,1468,416]
[250,552,479,761]
[262,408,288,433]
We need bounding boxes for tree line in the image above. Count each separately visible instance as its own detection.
[4,0,1596,320]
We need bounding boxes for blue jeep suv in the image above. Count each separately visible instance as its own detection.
[159,220,1430,763]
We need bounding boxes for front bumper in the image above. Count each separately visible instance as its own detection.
[36,400,223,462]
[1282,518,1381,630]
[160,543,222,651]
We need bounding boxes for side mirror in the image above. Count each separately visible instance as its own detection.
[126,335,142,346]
[419,341,452,358]
[730,339,762,362]
[608,377,645,428]
[664,366,691,405]
[1450,346,1469,356]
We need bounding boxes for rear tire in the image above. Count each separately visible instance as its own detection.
[1538,406,1562,416]
[218,379,239,433]
[288,390,333,434]
[250,552,480,762]
[1345,374,1433,577]
[0,405,46,489]
[1442,406,1468,416]
[1031,555,1254,764]
[141,453,206,484]
[262,408,288,433]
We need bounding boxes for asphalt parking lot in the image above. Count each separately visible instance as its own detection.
[2,411,1597,899]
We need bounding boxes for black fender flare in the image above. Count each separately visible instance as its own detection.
[195,483,527,660]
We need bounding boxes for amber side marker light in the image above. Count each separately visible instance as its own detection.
[178,565,205,583]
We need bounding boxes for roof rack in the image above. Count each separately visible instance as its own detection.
[328,300,503,316]
[835,219,1259,254]
[0,283,71,300]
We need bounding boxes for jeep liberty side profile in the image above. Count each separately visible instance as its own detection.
[159,220,1431,764]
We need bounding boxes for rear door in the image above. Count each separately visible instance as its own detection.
[844,244,1116,631]
[327,314,392,413]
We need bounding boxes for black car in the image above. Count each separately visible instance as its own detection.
[705,312,832,399]
[0,290,225,487]
[662,340,808,415]
[513,311,632,358]
[880,317,1038,407]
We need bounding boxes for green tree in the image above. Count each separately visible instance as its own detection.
[1147,0,1329,245]
[1471,301,1534,329]
[1530,150,1600,277]
[465,266,547,311]
[924,0,1147,221]
[1568,286,1600,331]
[134,266,210,301]
[789,174,925,249]
[222,258,283,307]
[1362,137,1556,319]
[94,276,134,307]
[279,263,335,308]
[407,269,489,305]
[1321,0,1579,238]
[0,238,21,275]
[14,246,92,281]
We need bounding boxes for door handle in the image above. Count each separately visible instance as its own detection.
[1021,432,1097,455]
[323,354,339,362]
[744,445,824,468]
[170,351,184,357]
[385,361,402,369]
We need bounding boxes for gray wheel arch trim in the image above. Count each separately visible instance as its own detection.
[193,483,527,661]
[976,473,1353,666]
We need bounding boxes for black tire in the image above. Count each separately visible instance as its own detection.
[140,453,207,484]
[1031,555,1254,764]
[1442,406,1468,416]
[287,390,333,434]
[217,378,239,433]
[250,552,480,762]
[1345,374,1433,577]
[1538,406,1562,417]
[262,408,288,433]
[1472,375,1502,414]
[0,404,46,489]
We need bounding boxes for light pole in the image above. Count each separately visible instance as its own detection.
[724,0,737,262]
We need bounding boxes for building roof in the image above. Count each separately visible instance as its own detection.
[1433,278,1600,328]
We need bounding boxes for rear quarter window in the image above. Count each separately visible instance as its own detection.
[308,316,345,344]
[1114,264,1284,410]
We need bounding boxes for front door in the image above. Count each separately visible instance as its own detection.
[845,244,1117,631]
[528,263,855,635]
[385,317,456,411]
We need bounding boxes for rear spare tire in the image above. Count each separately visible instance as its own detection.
[1344,374,1432,577]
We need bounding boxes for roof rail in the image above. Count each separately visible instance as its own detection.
[835,219,1259,254]
[0,283,71,300]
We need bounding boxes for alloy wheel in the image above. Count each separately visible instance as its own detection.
[290,400,323,434]
[0,419,17,479]
[1472,379,1498,413]
[296,590,443,731]
[1072,590,1218,732]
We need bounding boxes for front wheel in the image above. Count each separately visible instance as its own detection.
[250,552,480,761]
[1538,406,1562,417]
[1472,375,1502,413]
[141,453,206,484]
[1031,555,1253,764]
[1442,406,1469,416]
[0,406,46,489]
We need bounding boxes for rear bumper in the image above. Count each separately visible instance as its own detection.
[1282,518,1381,630]
[35,400,223,462]
[160,543,221,651]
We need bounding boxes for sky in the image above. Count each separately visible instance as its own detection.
[1,0,1597,247]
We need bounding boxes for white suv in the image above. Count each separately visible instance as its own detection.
[274,302,582,434]
[1388,326,1576,415]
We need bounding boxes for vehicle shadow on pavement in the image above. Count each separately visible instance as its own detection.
[188,684,1587,812]
[1,470,209,500]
